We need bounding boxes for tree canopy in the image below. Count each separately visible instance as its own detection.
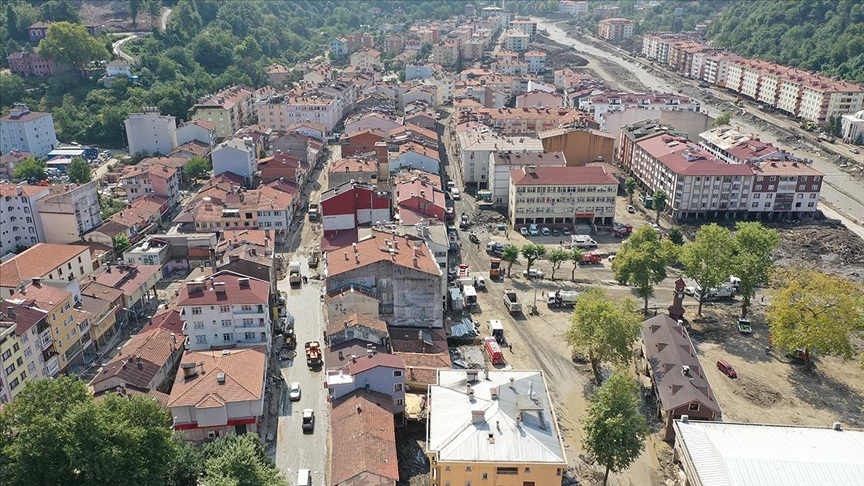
[521,243,547,274]
[182,156,211,181]
[680,224,735,316]
[547,248,569,279]
[612,226,677,313]
[38,21,109,70]
[566,287,642,384]
[766,268,864,364]
[66,157,92,183]
[12,157,47,181]
[502,244,520,273]
[731,222,780,318]
[582,372,649,485]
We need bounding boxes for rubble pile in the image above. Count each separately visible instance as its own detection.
[774,224,864,267]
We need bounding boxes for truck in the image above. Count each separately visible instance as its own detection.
[571,235,598,249]
[547,290,579,308]
[304,341,322,368]
[695,284,735,302]
[463,285,478,310]
[288,261,302,286]
[581,251,603,264]
[449,287,464,312]
[487,319,504,343]
[503,290,522,314]
[456,274,486,291]
[489,258,502,279]
[307,203,319,222]
[486,241,505,256]
[484,336,506,365]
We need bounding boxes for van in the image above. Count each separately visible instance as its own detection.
[297,469,312,486]
[450,188,461,200]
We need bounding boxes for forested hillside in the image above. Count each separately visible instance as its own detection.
[708,0,864,82]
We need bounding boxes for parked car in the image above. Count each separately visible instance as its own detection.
[301,409,315,432]
[562,228,571,236]
[850,147,860,154]
[551,228,561,237]
[520,226,529,236]
[716,359,737,378]
[529,224,540,236]
[626,205,636,213]
[684,286,698,296]
[523,268,544,279]
[541,227,551,236]
[288,382,302,401]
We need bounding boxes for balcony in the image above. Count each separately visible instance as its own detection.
[44,355,60,377]
[234,305,265,315]
[39,330,54,351]
[236,318,268,329]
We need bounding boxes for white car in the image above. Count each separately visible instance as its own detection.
[520,226,529,236]
[288,382,301,401]
[626,205,636,213]
[684,286,699,296]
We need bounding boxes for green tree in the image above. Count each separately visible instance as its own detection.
[680,224,735,316]
[129,0,143,25]
[767,268,864,365]
[39,0,79,22]
[202,434,288,486]
[5,4,20,40]
[570,247,584,281]
[548,248,569,280]
[0,376,186,486]
[113,233,131,255]
[502,244,520,273]
[625,177,637,204]
[39,22,109,71]
[652,189,668,225]
[612,226,677,314]
[0,73,26,110]
[12,157,47,181]
[731,222,780,318]
[521,243,547,275]
[182,156,211,181]
[166,0,203,42]
[565,287,642,384]
[713,111,732,127]
[147,0,162,26]
[667,225,684,245]
[66,157,92,184]
[583,372,649,485]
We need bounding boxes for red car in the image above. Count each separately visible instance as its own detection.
[717,359,737,378]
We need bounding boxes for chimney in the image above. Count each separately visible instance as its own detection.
[471,409,484,424]
[6,307,15,319]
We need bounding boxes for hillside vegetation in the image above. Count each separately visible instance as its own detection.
[708,0,864,82]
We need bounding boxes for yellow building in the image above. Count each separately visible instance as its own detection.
[0,318,29,402]
[1,301,58,400]
[189,86,255,139]
[426,369,568,486]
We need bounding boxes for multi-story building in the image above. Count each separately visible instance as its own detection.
[508,19,538,38]
[87,262,162,314]
[120,161,182,207]
[841,109,864,143]
[456,123,545,185]
[0,243,93,297]
[698,126,786,165]
[0,149,34,180]
[320,181,391,234]
[0,304,48,402]
[693,53,743,86]
[169,346,266,441]
[89,325,181,398]
[329,390,399,486]
[175,119,217,149]
[0,183,50,256]
[0,104,57,156]
[36,181,102,244]
[387,142,440,174]
[124,110,178,156]
[326,351,407,418]
[6,51,56,77]
[385,34,404,56]
[329,158,379,188]
[189,86,256,139]
[488,151,567,207]
[524,50,547,74]
[350,49,383,71]
[122,236,172,267]
[748,160,823,217]
[458,107,595,136]
[178,271,271,352]
[559,0,588,16]
[395,177,447,225]
[426,369,568,486]
[255,92,341,132]
[598,18,634,41]
[504,32,530,51]
[578,92,700,129]
[508,165,618,227]
[538,127,615,167]
[431,42,460,67]
[324,230,443,328]
[211,137,258,185]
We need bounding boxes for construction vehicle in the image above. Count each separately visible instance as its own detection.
[288,261,302,286]
[503,289,522,314]
[484,336,506,365]
[307,203,319,222]
[304,341,322,368]
[547,290,579,308]
[489,258,502,279]
[487,319,504,343]
[581,251,603,264]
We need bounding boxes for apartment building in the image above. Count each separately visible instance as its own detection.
[124,110,178,156]
[508,19,538,38]
[508,165,618,227]
[175,119,217,149]
[36,181,102,244]
[749,160,823,216]
[0,183,50,256]
[6,51,55,77]
[431,42,460,67]
[255,92,341,132]
[326,351,407,417]
[579,92,700,129]
[524,50,547,74]
[189,86,256,139]
[598,18,634,41]
[841,109,864,143]
[456,123,545,184]
[178,272,271,352]
[320,181,391,234]
[0,243,93,297]
[169,346,266,441]
[559,1,588,16]
[692,53,743,86]
[460,107,595,136]
[698,126,786,164]
[538,127,615,167]
[0,104,57,156]
[426,369,568,486]
[121,162,182,207]
[88,262,161,314]
[175,181,293,238]
[0,304,46,402]
[329,158,379,188]
[395,177,446,225]
[211,137,258,185]
[504,32,530,51]
[350,49,383,71]
[488,151,567,207]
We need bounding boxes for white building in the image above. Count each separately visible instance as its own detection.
[178,271,272,352]
[524,50,547,74]
[0,104,57,156]
[488,151,567,207]
[175,120,217,149]
[256,93,341,132]
[841,109,864,143]
[579,92,700,130]
[405,64,435,81]
[36,181,102,244]
[559,0,588,16]
[456,125,545,185]
[504,32,530,51]
[124,110,178,156]
[211,137,258,185]
[0,183,49,256]
[508,165,618,227]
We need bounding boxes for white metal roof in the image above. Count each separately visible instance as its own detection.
[674,420,864,486]
[427,369,567,465]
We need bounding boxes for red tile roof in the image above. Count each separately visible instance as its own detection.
[330,389,399,485]
[638,136,755,177]
[326,230,441,277]
[167,346,266,408]
[0,243,91,288]
[327,313,388,336]
[0,182,48,198]
[177,272,269,306]
[510,166,618,186]
[346,351,405,375]
[90,327,180,390]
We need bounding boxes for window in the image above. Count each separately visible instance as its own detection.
[393,370,403,377]
[220,305,230,313]
[394,383,403,392]
[689,403,700,411]
[191,307,202,315]
[221,319,232,327]
[10,378,19,390]
[24,348,31,358]
[245,332,255,340]
[482,473,488,480]
[1,350,10,361]
[241,304,253,311]
[465,467,472,472]
[394,398,404,406]
[195,335,207,344]
[222,333,234,341]
[16,357,23,366]
[193,321,205,329]
[496,467,518,475]
[5,364,15,375]
[27,361,36,373]
[242,318,254,326]
[524,468,531,473]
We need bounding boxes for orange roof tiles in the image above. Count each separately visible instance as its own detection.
[177,272,269,306]
[0,243,90,288]
[326,230,441,277]
[90,327,180,390]
[330,389,399,485]
[167,346,266,408]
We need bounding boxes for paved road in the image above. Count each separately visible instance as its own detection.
[274,256,329,485]
[535,18,864,228]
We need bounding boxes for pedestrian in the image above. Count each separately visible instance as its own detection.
[509,344,513,352]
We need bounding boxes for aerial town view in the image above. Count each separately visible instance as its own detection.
[2,0,864,485]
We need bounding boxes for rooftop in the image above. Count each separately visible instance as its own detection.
[330,389,399,485]
[88,263,161,298]
[325,230,441,277]
[90,327,180,390]
[510,166,618,186]
[673,420,864,486]
[167,346,266,408]
[640,314,722,414]
[493,151,566,167]
[0,243,91,288]
[177,271,269,306]
[638,136,755,177]
[0,182,48,198]
[193,86,254,110]
[427,369,567,465]
[326,312,388,337]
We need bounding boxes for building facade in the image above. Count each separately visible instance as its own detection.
[124,111,178,156]
[508,165,618,227]
[0,183,49,256]
[189,86,256,139]
[37,181,102,244]
[598,18,634,41]
[0,104,57,156]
